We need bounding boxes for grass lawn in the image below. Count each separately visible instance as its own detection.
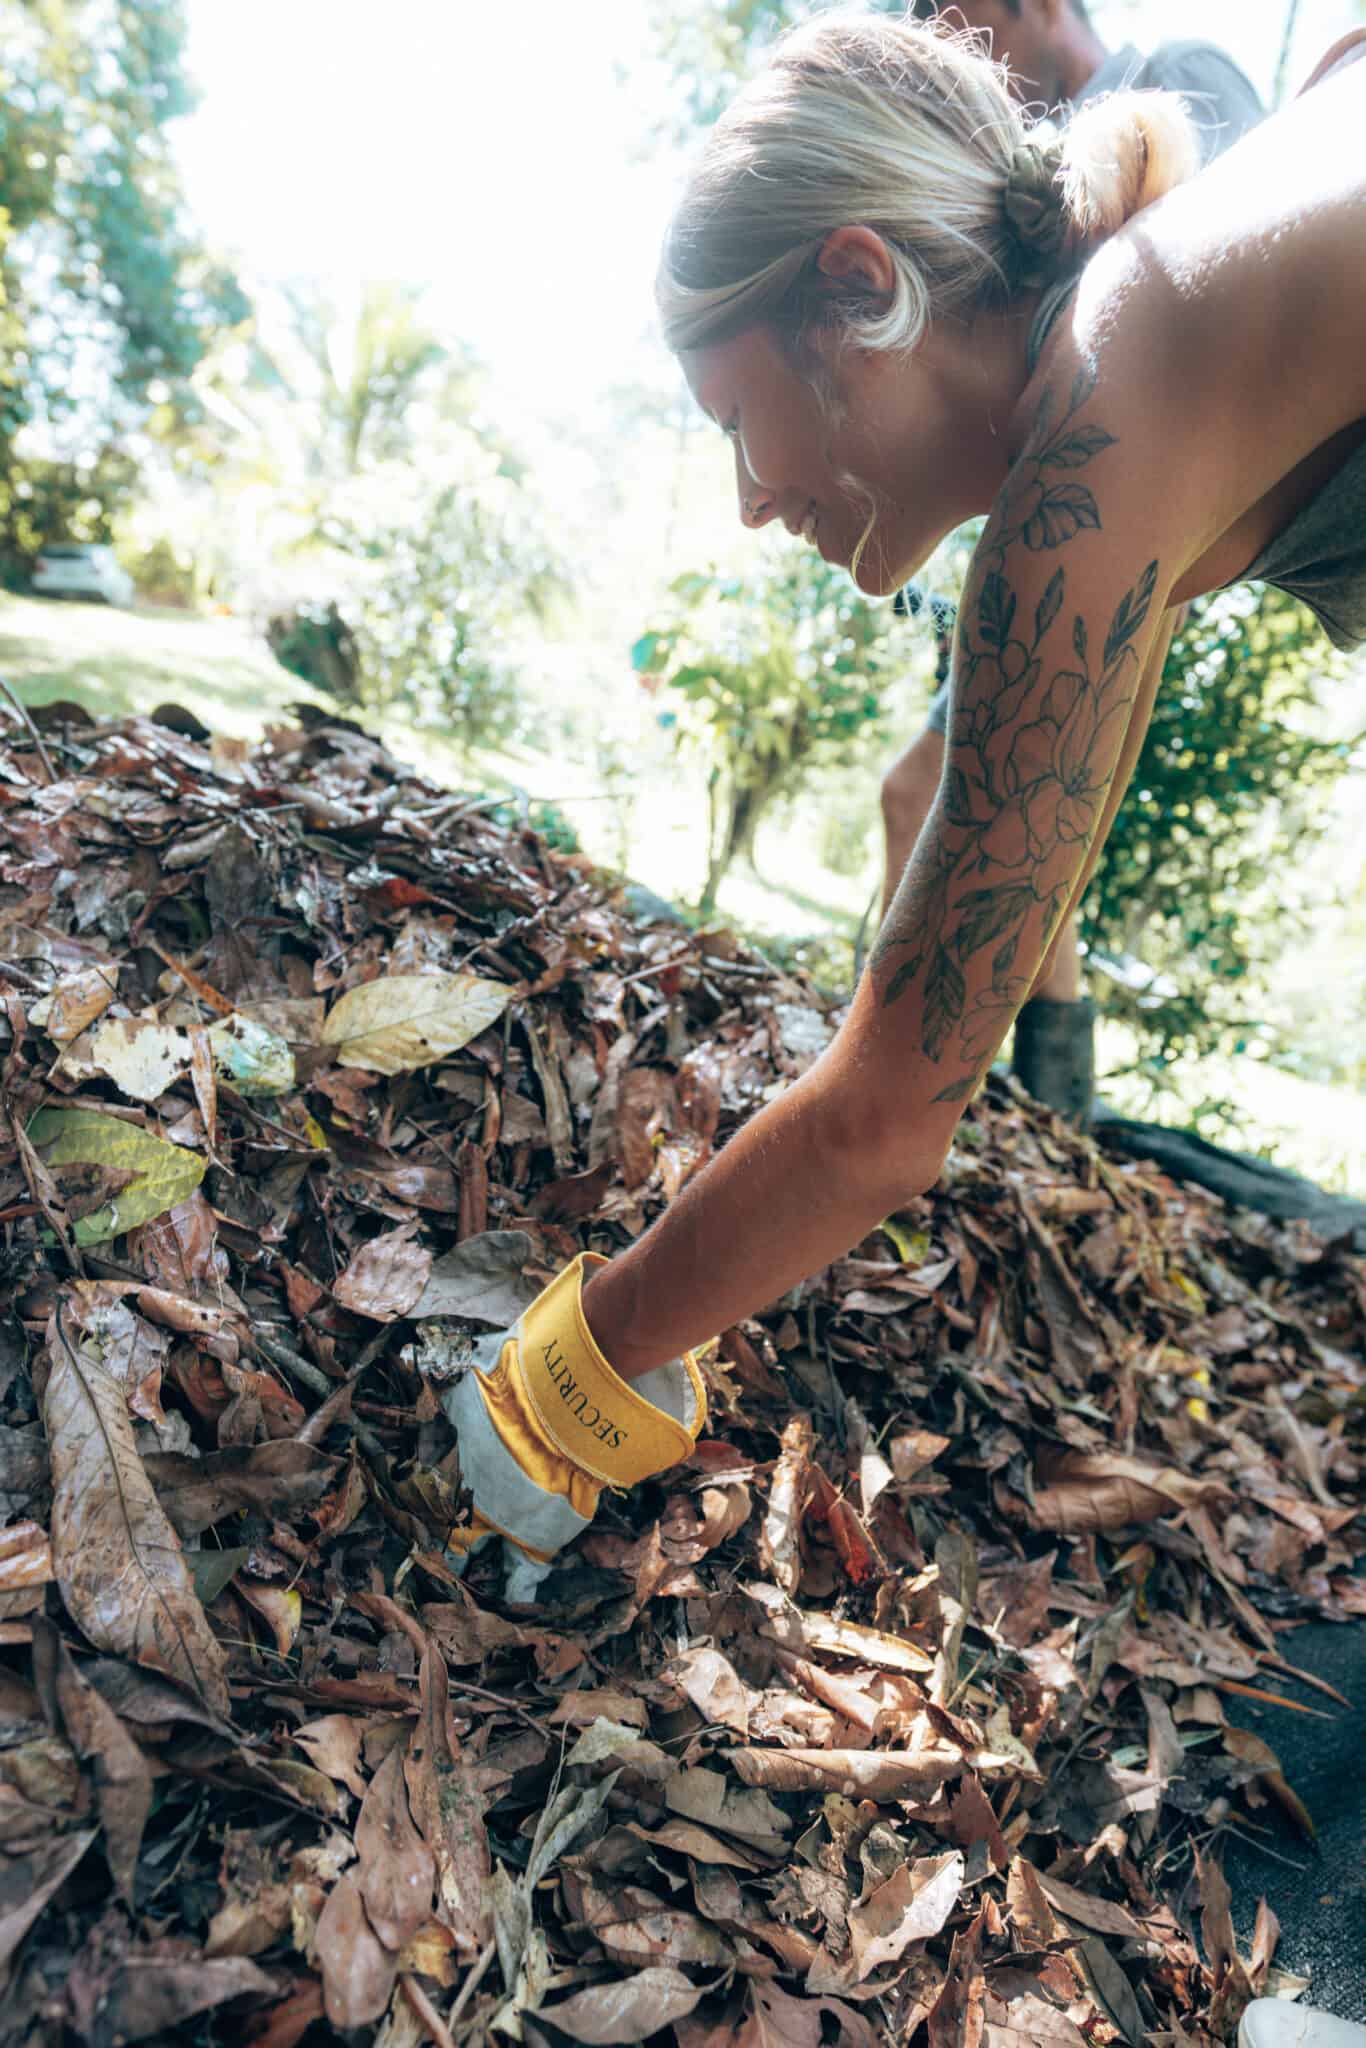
[5,591,1364,1194]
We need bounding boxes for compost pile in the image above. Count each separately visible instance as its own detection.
[0,697,1363,2048]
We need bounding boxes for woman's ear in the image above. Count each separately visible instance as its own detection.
[816,226,898,296]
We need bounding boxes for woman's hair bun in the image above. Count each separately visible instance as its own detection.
[1059,89,1201,240]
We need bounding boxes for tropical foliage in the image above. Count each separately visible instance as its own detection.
[634,551,897,911]
[0,0,245,577]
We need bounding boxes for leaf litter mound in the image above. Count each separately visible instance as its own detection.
[0,695,1362,2048]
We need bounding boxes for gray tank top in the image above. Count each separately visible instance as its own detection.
[1028,273,1366,651]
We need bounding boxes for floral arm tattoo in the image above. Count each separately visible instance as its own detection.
[871,367,1161,1105]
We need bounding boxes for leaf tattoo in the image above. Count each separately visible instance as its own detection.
[1034,569,1064,643]
[1104,559,1159,670]
[876,367,1160,1100]
[922,944,966,1061]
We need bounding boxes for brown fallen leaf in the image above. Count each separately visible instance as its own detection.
[623,1816,767,1871]
[761,1414,811,1595]
[403,1642,491,1956]
[1197,1851,1254,2041]
[332,1223,432,1321]
[0,1520,54,1619]
[143,1441,337,1538]
[560,1869,733,1968]
[795,1613,936,1675]
[81,1659,235,1738]
[664,1765,791,1854]
[671,1644,750,1735]
[848,1849,964,1980]
[1038,1870,1146,1939]
[315,1870,396,2028]
[547,1687,649,1731]
[541,1965,711,2044]
[31,963,119,1045]
[946,1774,1009,1873]
[736,1979,879,2048]
[410,1228,537,1323]
[726,1744,961,1801]
[983,1991,1089,2045]
[697,1481,752,1549]
[1006,1857,1067,1948]
[0,1826,97,1977]
[67,1943,276,2043]
[32,1619,152,1909]
[769,1644,884,1736]
[44,1296,230,1715]
[355,1741,434,1953]
[237,1581,302,1657]
[927,1897,991,2048]
[242,1977,325,2048]
[293,1715,370,1801]
[1222,1726,1317,1841]
[1021,1450,1232,1535]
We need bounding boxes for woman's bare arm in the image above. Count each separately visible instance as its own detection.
[584,366,1178,1379]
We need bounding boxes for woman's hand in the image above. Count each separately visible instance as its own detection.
[443,1254,706,1599]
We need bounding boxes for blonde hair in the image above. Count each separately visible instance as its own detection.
[658,11,1200,361]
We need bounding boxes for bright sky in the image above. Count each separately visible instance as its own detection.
[175,0,1357,426]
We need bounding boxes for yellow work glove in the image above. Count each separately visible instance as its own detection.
[442,1253,707,1600]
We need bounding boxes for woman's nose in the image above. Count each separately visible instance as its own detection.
[735,451,777,529]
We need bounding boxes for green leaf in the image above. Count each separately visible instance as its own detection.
[630,631,665,674]
[190,1547,251,1607]
[27,1108,206,1246]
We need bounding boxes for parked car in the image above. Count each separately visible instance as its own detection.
[31,543,135,607]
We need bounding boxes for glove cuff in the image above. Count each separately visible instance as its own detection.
[518,1254,706,1488]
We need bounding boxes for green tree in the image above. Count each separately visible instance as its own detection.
[0,0,246,576]
[1081,585,1353,1074]
[334,476,566,740]
[647,0,901,132]
[633,551,897,912]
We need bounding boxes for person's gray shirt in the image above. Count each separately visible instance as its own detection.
[1076,42,1265,165]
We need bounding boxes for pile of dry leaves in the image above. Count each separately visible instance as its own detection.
[0,695,1362,2048]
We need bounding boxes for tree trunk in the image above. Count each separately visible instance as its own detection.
[700,781,762,915]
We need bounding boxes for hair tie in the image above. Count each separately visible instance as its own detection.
[1002,138,1069,286]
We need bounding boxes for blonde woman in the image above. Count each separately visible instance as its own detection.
[447,0,1364,1756]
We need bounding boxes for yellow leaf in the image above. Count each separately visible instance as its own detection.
[880,1216,931,1265]
[238,1581,303,1657]
[27,1107,206,1245]
[320,973,511,1076]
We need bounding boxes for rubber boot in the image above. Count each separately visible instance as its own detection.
[1240,2003,1366,2047]
[1011,997,1095,1127]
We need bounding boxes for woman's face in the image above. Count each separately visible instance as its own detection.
[682,307,1005,598]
